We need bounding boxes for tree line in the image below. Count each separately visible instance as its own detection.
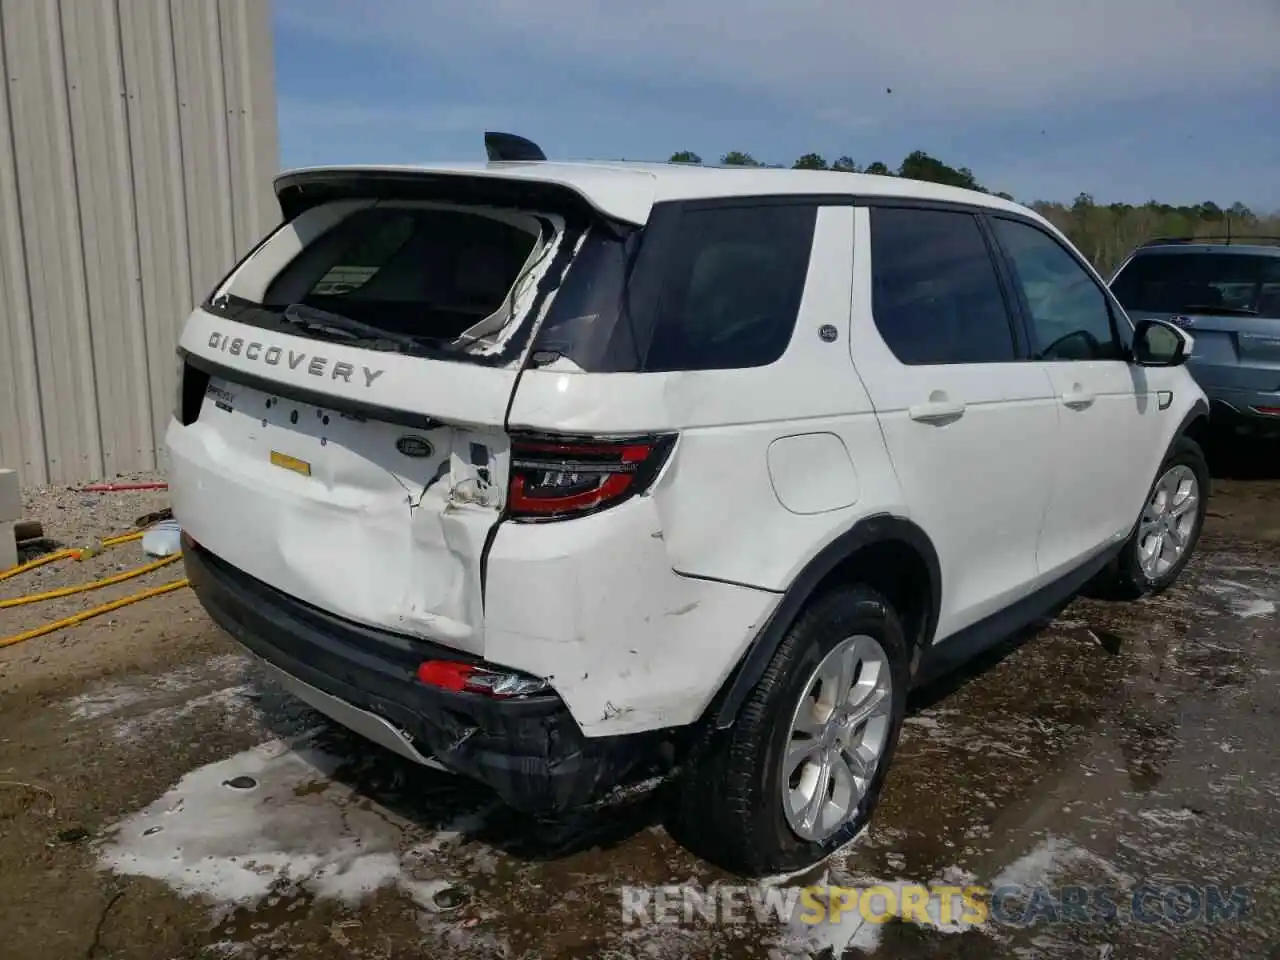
[666,150,1278,276]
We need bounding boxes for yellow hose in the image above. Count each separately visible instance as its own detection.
[0,531,143,582]
[0,553,180,608]
[0,579,190,648]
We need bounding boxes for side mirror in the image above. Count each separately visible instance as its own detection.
[1132,318,1193,367]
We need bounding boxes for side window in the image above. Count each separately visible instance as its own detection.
[644,204,817,371]
[869,207,1017,365]
[989,217,1122,361]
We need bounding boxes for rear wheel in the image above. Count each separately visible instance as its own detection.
[670,585,909,877]
[1100,436,1209,600]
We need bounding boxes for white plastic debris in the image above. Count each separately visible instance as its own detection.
[142,519,183,558]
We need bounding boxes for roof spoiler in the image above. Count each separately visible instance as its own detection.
[484,131,546,163]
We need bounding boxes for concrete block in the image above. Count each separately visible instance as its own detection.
[0,469,18,571]
[0,521,15,572]
[0,469,17,523]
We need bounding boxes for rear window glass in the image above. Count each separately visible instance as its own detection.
[643,204,817,371]
[1111,251,1280,316]
[306,214,416,296]
[870,207,1017,364]
[260,205,543,341]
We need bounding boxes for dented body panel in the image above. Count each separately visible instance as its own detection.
[168,368,506,652]
[483,495,780,736]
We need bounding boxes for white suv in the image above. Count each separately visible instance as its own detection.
[168,134,1211,877]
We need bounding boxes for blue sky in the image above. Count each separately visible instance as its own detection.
[273,0,1280,210]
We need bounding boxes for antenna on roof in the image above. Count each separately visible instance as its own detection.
[484,132,546,162]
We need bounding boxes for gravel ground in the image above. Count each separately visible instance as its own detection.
[0,471,209,701]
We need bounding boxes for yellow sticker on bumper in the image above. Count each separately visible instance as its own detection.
[270,450,311,477]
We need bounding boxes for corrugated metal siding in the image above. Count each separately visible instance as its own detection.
[0,0,278,486]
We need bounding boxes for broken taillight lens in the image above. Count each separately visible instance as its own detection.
[506,432,676,521]
[415,660,551,698]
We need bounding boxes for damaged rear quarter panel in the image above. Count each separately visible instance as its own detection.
[483,495,779,737]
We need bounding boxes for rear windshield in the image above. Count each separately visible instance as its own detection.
[1111,251,1280,316]
[208,201,571,367]
[265,206,537,318]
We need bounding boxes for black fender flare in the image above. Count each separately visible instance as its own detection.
[1172,398,1210,453]
[1149,398,1210,493]
[1163,395,1212,491]
[707,513,941,730]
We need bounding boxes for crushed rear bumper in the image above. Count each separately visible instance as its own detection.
[182,534,652,814]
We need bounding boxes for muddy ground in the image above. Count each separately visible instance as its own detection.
[1,447,1277,960]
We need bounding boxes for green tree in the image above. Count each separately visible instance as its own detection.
[898,150,982,191]
[1198,201,1223,221]
[720,151,762,167]
[864,161,892,176]
[831,156,860,172]
[668,151,703,164]
[793,153,828,170]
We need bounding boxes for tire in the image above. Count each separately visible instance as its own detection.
[669,584,909,877]
[1100,435,1210,601]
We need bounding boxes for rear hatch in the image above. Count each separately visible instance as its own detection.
[170,168,636,653]
[1111,247,1280,394]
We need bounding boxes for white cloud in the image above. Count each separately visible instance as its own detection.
[277,0,1280,120]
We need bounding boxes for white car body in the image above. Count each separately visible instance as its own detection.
[167,151,1209,870]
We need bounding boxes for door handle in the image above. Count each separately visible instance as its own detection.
[908,400,966,424]
[1060,389,1095,410]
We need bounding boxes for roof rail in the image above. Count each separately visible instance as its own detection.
[484,132,546,163]
[1140,235,1280,248]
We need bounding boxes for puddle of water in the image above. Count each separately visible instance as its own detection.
[989,834,1134,890]
[1234,598,1275,618]
[97,737,491,915]
[1196,574,1277,620]
[67,655,250,720]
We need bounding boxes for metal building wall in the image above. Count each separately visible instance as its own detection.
[0,0,279,486]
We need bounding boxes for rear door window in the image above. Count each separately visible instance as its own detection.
[1111,251,1280,317]
[643,204,817,371]
[869,207,1018,364]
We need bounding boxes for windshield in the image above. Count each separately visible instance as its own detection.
[1111,251,1280,317]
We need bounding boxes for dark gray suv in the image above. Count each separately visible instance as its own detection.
[1110,236,1280,439]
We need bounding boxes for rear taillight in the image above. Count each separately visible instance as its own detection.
[507,432,676,521]
[416,660,551,698]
